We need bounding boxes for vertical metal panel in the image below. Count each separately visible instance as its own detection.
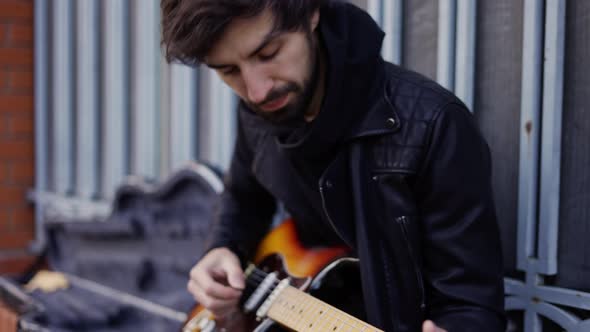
[402,0,438,79]
[75,0,100,199]
[436,0,456,91]
[473,0,524,272]
[348,0,367,9]
[517,0,544,271]
[381,0,403,65]
[131,0,160,179]
[33,0,49,252]
[454,0,477,111]
[537,0,566,276]
[367,0,382,25]
[205,72,237,170]
[524,273,543,332]
[197,68,213,165]
[525,308,542,332]
[52,0,74,195]
[159,58,171,177]
[169,64,198,171]
[102,0,129,197]
[555,0,590,291]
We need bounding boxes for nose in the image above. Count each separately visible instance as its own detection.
[242,67,272,105]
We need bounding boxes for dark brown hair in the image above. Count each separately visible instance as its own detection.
[161,0,326,66]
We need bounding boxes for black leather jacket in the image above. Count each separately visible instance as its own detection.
[207,2,505,331]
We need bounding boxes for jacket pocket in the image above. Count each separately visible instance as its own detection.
[370,171,418,217]
[396,215,426,311]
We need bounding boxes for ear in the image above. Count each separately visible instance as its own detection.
[310,9,320,32]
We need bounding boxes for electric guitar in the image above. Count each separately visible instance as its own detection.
[182,219,383,332]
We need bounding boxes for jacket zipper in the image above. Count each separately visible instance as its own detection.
[397,215,426,310]
[318,184,351,247]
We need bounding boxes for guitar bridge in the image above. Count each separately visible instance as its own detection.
[243,271,278,313]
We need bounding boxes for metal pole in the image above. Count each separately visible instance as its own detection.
[436,0,456,91]
[454,0,477,111]
[537,0,566,276]
[31,0,49,252]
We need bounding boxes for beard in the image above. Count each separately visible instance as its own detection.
[246,32,319,128]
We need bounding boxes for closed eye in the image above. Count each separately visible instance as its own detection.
[258,47,280,61]
[221,66,239,76]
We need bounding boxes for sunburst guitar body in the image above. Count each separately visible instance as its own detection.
[182,219,383,332]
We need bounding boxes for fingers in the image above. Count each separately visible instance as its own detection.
[422,320,447,332]
[191,266,242,300]
[219,254,245,290]
[187,248,245,317]
[187,279,239,317]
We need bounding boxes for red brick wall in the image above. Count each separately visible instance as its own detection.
[0,303,18,332]
[0,0,37,275]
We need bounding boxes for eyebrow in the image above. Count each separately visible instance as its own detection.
[206,30,283,69]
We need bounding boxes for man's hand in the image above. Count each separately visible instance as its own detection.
[423,320,448,332]
[187,247,245,318]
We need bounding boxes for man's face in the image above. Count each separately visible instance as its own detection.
[205,10,320,125]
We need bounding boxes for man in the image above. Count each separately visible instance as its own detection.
[161,1,506,331]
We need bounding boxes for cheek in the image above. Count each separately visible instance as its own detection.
[276,48,312,85]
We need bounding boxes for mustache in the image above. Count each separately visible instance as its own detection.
[254,83,299,108]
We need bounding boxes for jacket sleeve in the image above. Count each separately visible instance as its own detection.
[204,113,276,264]
[415,102,506,331]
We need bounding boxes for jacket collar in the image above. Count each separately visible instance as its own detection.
[348,73,401,139]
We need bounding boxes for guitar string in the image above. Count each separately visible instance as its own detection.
[243,267,368,331]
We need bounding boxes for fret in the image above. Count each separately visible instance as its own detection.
[305,291,326,331]
[282,294,294,326]
[265,285,384,332]
[307,294,325,331]
[352,319,366,332]
[291,288,307,327]
[288,290,301,327]
[340,313,353,332]
[292,288,314,330]
[294,291,315,331]
[348,316,369,332]
[344,313,360,332]
[354,319,369,331]
[322,302,337,331]
[326,305,348,332]
[275,296,286,323]
[328,312,346,332]
[318,302,336,332]
[310,296,330,331]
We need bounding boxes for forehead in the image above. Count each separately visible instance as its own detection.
[206,10,276,63]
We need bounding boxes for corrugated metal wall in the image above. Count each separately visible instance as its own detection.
[556,0,590,291]
[33,0,235,212]
[32,0,237,255]
[473,0,524,273]
[365,1,589,331]
[33,0,589,331]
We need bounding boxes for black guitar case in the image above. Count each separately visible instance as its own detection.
[2,161,223,332]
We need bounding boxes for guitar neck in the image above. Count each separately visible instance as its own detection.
[266,285,383,332]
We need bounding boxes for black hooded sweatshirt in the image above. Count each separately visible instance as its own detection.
[233,0,386,247]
